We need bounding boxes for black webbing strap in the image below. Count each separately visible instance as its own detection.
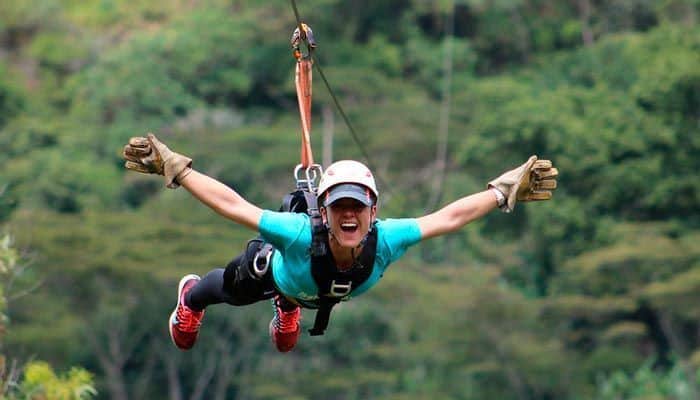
[280,189,308,213]
[308,226,377,336]
[309,295,341,336]
[279,187,378,336]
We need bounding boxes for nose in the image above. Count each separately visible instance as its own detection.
[340,206,356,217]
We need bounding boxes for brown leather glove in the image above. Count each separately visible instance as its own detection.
[122,133,192,189]
[488,155,558,213]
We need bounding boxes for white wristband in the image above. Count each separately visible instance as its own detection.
[490,187,506,208]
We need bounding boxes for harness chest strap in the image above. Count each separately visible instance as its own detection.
[308,225,377,336]
[278,188,377,336]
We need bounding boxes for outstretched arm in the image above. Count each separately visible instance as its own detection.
[123,133,262,231]
[416,156,558,241]
[179,170,262,231]
[417,190,499,240]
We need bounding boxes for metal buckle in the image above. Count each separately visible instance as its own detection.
[329,280,352,297]
[252,250,272,278]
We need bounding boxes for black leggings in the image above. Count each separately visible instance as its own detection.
[186,244,278,311]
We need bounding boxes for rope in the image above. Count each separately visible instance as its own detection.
[288,0,391,196]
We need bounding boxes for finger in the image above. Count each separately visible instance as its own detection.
[147,133,162,146]
[122,145,137,162]
[128,137,150,147]
[526,191,552,201]
[536,167,558,179]
[532,160,552,170]
[124,161,152,174]
[123,147,149,163]
[533,179,557,190]
[523,155,538,170]
[123,144,151,158]
[123,151,141,163]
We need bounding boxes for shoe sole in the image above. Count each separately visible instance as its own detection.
[169,274,201,349]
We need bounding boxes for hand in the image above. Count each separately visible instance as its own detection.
[488,155,558,212]
[122,133,193,189]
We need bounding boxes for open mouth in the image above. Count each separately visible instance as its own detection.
[340,222,359,233]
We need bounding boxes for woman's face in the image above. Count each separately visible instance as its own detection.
[322,198,376,248]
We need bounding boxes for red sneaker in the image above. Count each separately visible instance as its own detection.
[269,295,301,352]
[169,274,205,350]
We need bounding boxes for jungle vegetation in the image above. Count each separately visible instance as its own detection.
[1,0,699,399]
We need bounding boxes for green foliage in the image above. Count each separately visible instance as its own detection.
[0,64,26,129]
[0,1,61,35]
[19,361,96,400]
[1,1,700,399]
[402,29,477,95]
[33,150,122,213]
[597,359,697,400]
[64,32,203,153]
[0,230,96,400]
[0,234,17,330]
[28,32,90,74]
[1,233,18,398]
[554,222,699,296]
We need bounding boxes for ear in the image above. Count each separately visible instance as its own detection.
[320,206,328,225]
[370,205,377,224]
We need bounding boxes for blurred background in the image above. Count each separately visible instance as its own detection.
[0,0,698,399]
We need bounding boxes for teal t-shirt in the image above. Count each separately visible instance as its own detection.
[258,210,422,303]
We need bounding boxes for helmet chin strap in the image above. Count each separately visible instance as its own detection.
[327,225,340,244]
[350,230,373,268]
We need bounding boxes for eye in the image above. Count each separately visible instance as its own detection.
[330,199,367,212]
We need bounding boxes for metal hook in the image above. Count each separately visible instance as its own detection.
[294,163,323,193]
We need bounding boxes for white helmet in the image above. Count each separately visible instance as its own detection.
[317,160,378,206]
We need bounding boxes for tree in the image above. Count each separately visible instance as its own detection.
[0,231,96,399]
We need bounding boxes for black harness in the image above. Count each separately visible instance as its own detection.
[279,189,377,336]
[307,224,377,335]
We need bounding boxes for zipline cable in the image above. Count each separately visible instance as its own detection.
[288,0,391,196]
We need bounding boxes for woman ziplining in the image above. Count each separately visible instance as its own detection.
[121,23,558,353]
[122,143,558,353]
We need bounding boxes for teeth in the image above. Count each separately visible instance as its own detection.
[341,223,357,228]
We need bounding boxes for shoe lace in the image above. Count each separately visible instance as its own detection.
[176,303,203,333]
[274,303,299,333]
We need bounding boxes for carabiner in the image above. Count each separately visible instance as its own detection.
[291,23,317,60]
